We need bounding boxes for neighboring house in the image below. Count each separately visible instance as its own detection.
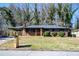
[71,18,79,37]
[77,18,79,29]
[8,25,70,36]
[71,30,79,37]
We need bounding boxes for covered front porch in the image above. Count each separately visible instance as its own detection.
[24,28,43,36]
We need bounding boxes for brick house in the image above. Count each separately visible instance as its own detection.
[8,25,71,36]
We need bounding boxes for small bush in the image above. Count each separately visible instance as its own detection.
[58,32,65,37]
[52,32,57,37]
[43,31,51,37]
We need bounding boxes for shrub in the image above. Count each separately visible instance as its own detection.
[52,32,57,37]
[58,31,65,37]
[43,31,51,37]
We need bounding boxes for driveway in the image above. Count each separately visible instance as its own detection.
[0,38,15,45]
[0,51,79,56]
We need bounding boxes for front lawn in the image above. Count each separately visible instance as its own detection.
[0,36,79,51]
[19,36,79,51]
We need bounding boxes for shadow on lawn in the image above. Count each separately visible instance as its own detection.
[17,45,32,48]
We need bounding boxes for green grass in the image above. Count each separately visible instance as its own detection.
[0,36,79,51]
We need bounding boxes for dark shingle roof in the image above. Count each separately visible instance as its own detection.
[26,25,69,29]
[8,26,23,31]
[8,25,69,29]
[8,26,23,29]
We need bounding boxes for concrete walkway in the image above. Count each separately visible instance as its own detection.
[0,51,79,56]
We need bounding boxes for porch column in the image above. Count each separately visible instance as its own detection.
[22,29,27,36]
[65,32,68,37]
[50,29,52,36]
[40,28,43,36]
[35,29,37,36]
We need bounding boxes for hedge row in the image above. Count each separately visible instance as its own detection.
[43,31,65,37]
